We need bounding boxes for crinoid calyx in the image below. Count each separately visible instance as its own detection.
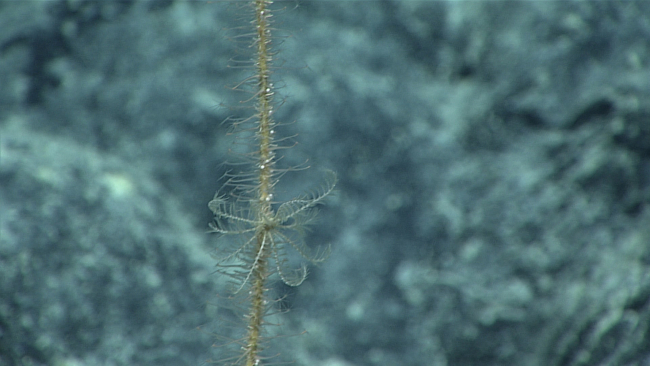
[208,170,336,293]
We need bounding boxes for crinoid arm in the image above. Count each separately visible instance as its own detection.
[275,170,337,225]
[208,196,257,231]
[270,233,310,287]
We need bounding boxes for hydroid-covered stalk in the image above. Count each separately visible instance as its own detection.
[246,1,275,365]
[254,0,275,212]
[208,1,335,364]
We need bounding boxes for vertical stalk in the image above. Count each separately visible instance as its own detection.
[245,232,268,366]
[245,1,275,365]
[254,0,275,212]
[209,0,333,363]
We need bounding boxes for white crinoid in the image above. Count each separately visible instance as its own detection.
[209,171,336,293]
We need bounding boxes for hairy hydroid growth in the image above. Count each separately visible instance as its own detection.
[208,1,335,365]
